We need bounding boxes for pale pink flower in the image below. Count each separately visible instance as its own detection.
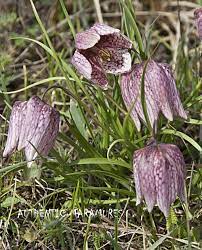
[71,23,132,89]
[194,8,202,40]
[133,141,186,217]
[3,96,60,166]
[121,60,187,131]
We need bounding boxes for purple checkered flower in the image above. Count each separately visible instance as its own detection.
[194,8,202,40]
[121,60,187,131]
[133,141,186,217]
[3,96,60,166]
[71,23,132,89]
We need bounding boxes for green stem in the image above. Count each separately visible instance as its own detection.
[149,213,158,241]
[140,60,153,136]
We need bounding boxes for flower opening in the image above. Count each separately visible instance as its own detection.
[71,23,132,89]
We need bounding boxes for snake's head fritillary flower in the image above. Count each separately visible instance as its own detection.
[3,96,60,166]
[133,141,186,217]
[71,23,132,89]
[194,8,202,40]
[121,60,187,131]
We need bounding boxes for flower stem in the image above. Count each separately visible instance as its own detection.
[140,60,153,136]
[149,213,158,241]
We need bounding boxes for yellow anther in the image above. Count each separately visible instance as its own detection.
[99,49,111,62]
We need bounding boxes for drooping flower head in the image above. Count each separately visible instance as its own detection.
[133,141,186,217]
[121,60,187,131]
[71,23,132,89]
[194,8,202,40]
[3,96,60,166]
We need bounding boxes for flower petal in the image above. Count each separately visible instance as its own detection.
[121,63,160,130]
[18,96,44,150]
[91,61,108,89]
[159,63,187,119]
[75,29,100,50]
[121,70,141,130]
[73,50,108,89]
[194,8,202,40]
[153,149,171,217]
[3,101,27,158]
[134,172,142,206]
[134,147,157,212]
[36,109,60,156]
[71,50,92,80]
[99,32,132,49]
[147,61,173,121]
[24,103,54,162]
[102,49,131,74]
[155,144,186,216]
[92,23,120,35]
[161,144,186,201]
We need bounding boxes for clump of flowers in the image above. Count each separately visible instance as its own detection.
[121,60,187,131]
[71,23,132,89]
[133,140,186,217]
[70,22,189,217]
[3,19,190,217]
[194,8,202,40]
[3,96,60,167]
[120,59,187,215]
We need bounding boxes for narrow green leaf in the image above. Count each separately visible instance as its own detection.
[70,99,88,139]
[59,0,76,39]
[162,129,202,152]
[67,158,131,169]
[0,162,25,174]
[120,0,145,58]
[1,76,65,94]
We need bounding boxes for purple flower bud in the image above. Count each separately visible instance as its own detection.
[133,142,186,217]
[3,96,60,166]
[71,23,132,89]
[121,60,187,131]
[194,8,202,40]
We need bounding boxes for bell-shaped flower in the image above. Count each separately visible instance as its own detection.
[3,96,60,166]
[133,141,186,217]
[194,8,202,40]
[71,23,132,89]
[121,60,187,131]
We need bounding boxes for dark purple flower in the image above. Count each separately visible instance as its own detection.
[3,96,60,166]
[194,8,202,40]
[133,141,186,217]
[71,23,132,89]
[121,60,187,131]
